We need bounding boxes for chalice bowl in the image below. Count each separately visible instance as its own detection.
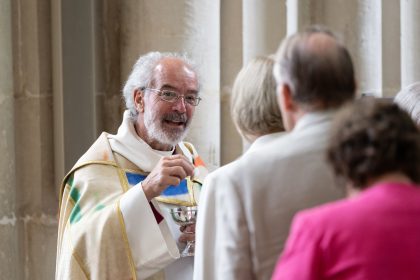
[170,206,198,257]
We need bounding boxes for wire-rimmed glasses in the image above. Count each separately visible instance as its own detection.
[143,88,202,106]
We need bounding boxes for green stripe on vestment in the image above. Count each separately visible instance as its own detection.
[68,174,82,224]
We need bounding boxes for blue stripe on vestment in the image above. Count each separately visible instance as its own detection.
[125,172,189,196]
[126,172,147,185]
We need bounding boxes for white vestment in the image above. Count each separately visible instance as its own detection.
[109,111,205,280]
[56,110,206,280]
[194,111,344,280]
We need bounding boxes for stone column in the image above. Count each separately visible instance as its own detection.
[121,0,221,170]
[59,0,96,172]
[241,0,287,151]
[220,0,243,164]
[12,0,57,278]
[381,0,401,97]
[94,0,124,134]
[243,0,287,63]
[286,0,311,34]
[0,1,18,279]
[401,0,420,87]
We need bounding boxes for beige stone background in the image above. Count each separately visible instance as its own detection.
[0,0,419,279]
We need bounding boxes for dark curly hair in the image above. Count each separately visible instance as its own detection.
[327,98,420,189]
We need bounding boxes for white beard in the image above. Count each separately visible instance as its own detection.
[143,108,190,146]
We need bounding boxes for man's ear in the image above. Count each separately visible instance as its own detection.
[278,83,296,112]
[134,88,144,113]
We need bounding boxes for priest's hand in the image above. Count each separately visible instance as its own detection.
[142,154,194,201]
[179,224,195,243]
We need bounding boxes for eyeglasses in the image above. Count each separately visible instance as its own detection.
[143,88,202,106]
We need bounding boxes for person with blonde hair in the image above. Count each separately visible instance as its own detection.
[230,56,284,146]
[194,56,284,279]
[394,81,420,127]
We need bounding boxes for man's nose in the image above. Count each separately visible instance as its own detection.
[173,96,187,113]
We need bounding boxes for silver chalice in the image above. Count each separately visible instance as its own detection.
[170,206,198,257]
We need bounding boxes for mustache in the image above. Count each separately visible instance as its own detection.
[163,112,188,123]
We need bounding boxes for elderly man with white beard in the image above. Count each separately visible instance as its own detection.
[56,52,208,280]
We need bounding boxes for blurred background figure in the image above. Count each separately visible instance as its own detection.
[394,81,420,128]
[230,56,284,149]
[273,98,420,280]
[194,56,284,279]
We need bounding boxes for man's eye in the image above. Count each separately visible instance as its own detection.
[162,91,178,99]
[185,96,197,102]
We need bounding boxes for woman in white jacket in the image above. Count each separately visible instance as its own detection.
[194,55,285,279]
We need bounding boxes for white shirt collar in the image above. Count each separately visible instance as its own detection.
[293,110,336,133]
[107,110,175,171]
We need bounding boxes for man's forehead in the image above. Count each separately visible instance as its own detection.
[151,58,198,89]
[154,58,193,73]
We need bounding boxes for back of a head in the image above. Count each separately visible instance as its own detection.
[231,56,284,139]
[327,98,420,189]
[274,26,356,111]
[394,82,420,127]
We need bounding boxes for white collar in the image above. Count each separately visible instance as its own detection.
[293,110,336,133]
[247,132,285,153]
[108,110,176,172]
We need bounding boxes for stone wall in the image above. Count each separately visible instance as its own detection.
[0,1,18,279]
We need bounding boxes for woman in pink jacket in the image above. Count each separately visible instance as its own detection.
[273,98,420,280]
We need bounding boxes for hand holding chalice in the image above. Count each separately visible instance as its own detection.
[170,206,198,257]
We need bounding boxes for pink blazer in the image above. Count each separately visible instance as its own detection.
[273,182,420,280]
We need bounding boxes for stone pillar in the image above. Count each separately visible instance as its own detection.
[121,0,221,170]
[286,0,311,34]
[241,0,287,151]
[59,0,96,172]
[401,0,420,87]
[184,1,221,170]
[381,1,401,97]
[243,0,287,63]
[352,0,385,97]
[51,0,64,189]
[12,0,57,279]
[220,0,243,164]
[0,1,18,279]
[94,0,124,134]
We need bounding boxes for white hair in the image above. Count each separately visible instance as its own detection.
[394,81,420,127]
[122,51,200,120]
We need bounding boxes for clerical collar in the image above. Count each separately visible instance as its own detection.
[107,110,180,172]
[153,146,175,157]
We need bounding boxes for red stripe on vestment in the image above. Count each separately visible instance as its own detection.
[149,202,164,224]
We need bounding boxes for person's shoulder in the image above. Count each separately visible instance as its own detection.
[200,158,253,202]
[65,133,117,181]
[235,133,304,170]
[294,198,351,226]
[204,158,244,188]
[76,132,115,165]
[207,158,243,179]
[207,144,285,190]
